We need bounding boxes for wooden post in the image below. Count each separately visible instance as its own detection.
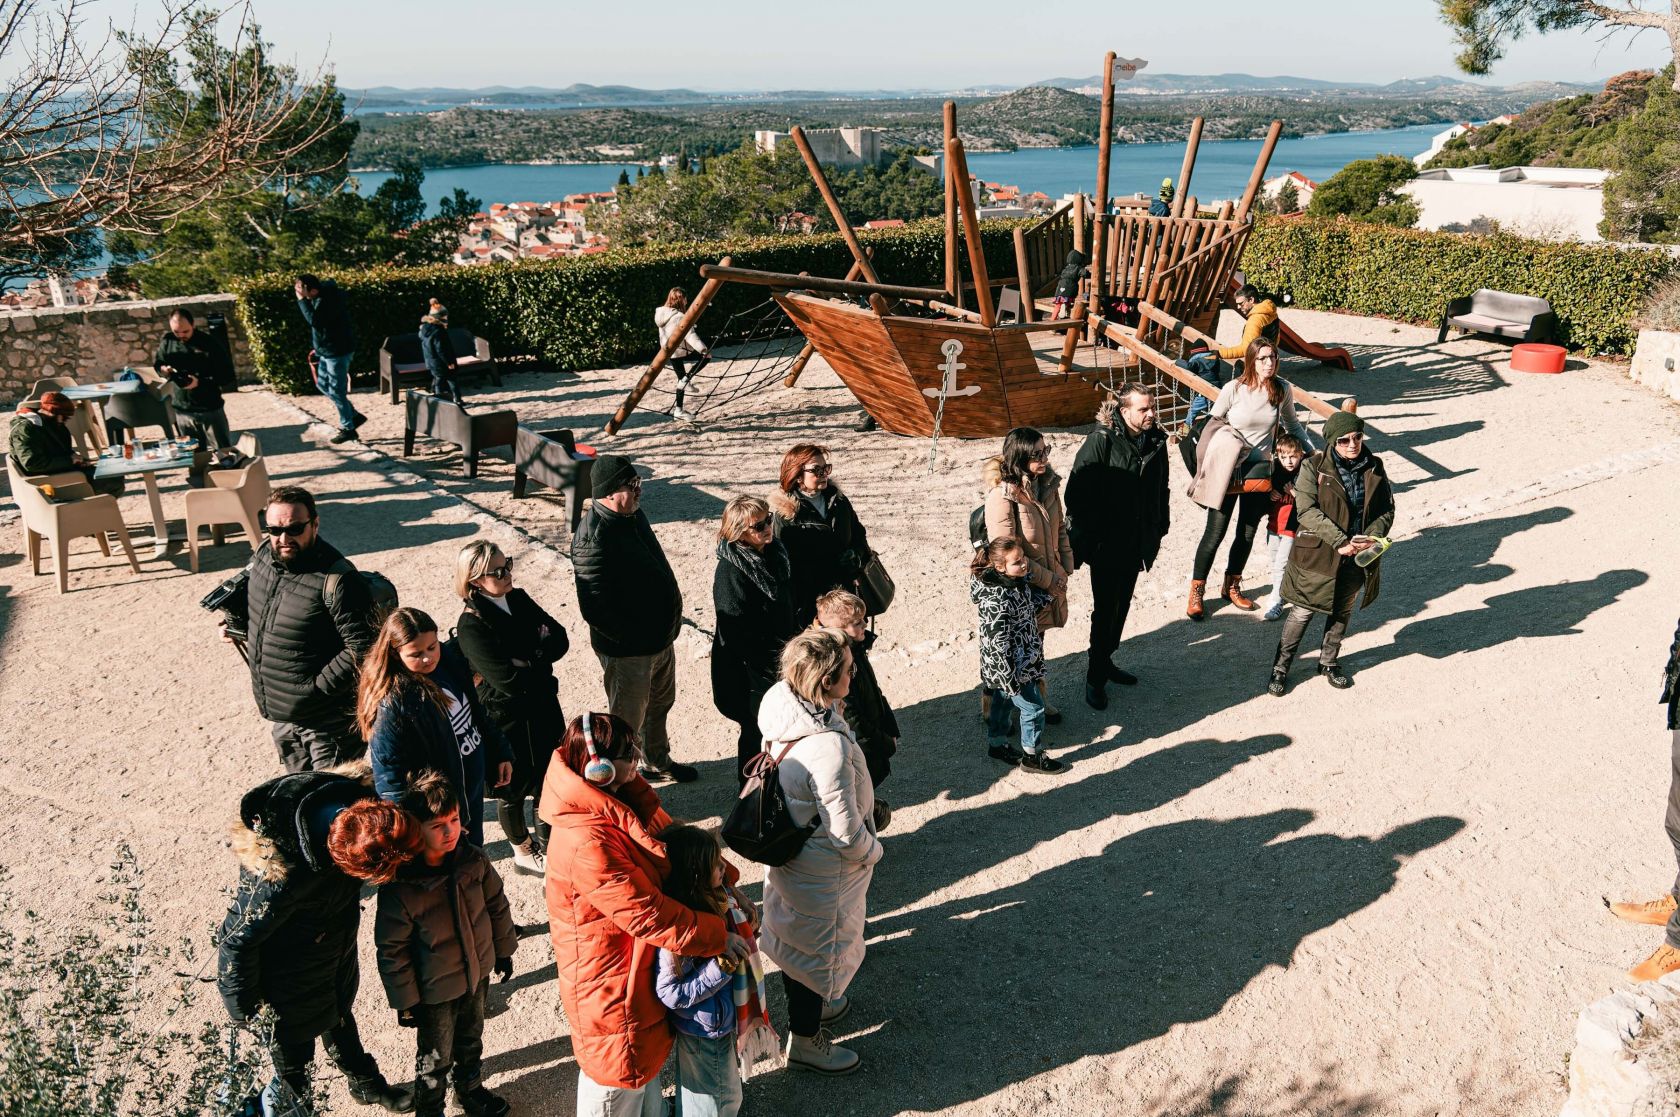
[790,125,881,286]
[1058,298,1088,374]
[943,101,960,305]
[1216,200,1234,221]
[1182,196,1198,220]
[783,255,869,388]
[1072,193,1088,253]
[1090,50,1116,317]
[945,136,996,327]
[1235,120,1284,222]
[606,256,730,435]
[1170,117,1204,219]
[1012,226,1034,322]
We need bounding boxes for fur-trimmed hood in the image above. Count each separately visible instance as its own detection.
[769,481,846,522]
[981,455,1061,503]
[229,761,375,881]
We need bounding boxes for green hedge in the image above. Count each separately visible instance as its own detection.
[234,219,1026,392]
[1240,215,1680,355]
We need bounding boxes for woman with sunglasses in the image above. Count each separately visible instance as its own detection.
[1268,410,1394,696]
[454,540,570,874]
[771,443,873,626]
[711,496,799,784]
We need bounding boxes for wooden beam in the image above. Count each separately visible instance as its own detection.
[1171,116,1205,219]
[1235,120,1284,222]
[925,299,984,323]
[945,135,996,327]
[1090,50,1116,317]
[783,255,869,388]
[943,101,960,308]
[1216,200,1234,221]
[1072,193,1087,253]
[1058,298,1088,374]
[790,125,882,286]
[1105,312,1346,418]
[697,264,944,302]
[1012,226,1035,323]
[607,256,730,435]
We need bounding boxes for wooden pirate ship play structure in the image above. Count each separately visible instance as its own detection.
[608,52,1353,438]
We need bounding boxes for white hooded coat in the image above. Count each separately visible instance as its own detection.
[755,680,882,998]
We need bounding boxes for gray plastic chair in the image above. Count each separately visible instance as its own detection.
[102,383,178,441]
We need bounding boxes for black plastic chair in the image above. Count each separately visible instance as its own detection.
[102,383,178,443]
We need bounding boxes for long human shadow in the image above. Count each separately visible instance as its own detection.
[747,809,1465,1116]
[1349,567,1649,672]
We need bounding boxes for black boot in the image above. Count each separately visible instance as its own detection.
[347,1074,415,1113]
[1267,642,1293,698]
[1318,664,1353,689]
[456,1084,510,1117]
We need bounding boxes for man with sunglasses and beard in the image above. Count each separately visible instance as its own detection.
[221,486,378,771]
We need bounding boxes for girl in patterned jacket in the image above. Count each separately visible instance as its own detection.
[970,538,1067,775]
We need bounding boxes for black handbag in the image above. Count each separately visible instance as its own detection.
[857,551,895,616]
[722,740,816,867]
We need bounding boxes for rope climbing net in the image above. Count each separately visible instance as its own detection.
[1084,321,1207,432]
[634,297,806,421]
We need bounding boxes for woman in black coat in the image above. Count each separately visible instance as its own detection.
[218,769,410,1114]
[454,540,569,875]
[711,495,799,782]
[769,443,872,627]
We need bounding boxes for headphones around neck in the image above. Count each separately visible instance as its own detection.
[581,714,615,785]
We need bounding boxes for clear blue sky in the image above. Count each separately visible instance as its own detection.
[155,0,1672,89]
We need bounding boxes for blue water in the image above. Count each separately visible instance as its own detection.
[354,122,1446,215]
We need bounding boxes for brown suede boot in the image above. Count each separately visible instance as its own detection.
[1187,579,1206,622]
[1630,941,1680,981]
[1222,575,1257,610]
[1610,894,1679,926]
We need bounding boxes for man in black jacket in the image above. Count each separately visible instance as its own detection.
[153,307,232,450]
[571,455,698,783]
[223,485,377,771]
[1063,384,1170,711]
[295,274,365,445]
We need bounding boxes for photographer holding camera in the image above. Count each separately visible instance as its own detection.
[219,486,378,771]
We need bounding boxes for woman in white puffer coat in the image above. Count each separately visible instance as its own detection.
[756,627,882,1076]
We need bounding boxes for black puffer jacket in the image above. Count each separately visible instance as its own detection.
[230,538,376,726]
[840,629,898,787]
[1053,249,1089,301]
[217,770,373,1042]
[1663,617,1680,731]
[375,843,518,1010]
[418,321,457,379]
[456,588,568,778]
[572,501,683,657]
[1064,414,1171,571]
[710,538,798,725]
[770,484,870,626]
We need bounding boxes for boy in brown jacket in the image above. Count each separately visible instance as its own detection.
[374,772,519,1117]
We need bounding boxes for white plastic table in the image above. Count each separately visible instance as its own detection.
[60,379,145,402]
[91,441,197,557]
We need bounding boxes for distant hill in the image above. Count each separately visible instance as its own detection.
[1425,69,1656,170]
[1034,71,1600,98]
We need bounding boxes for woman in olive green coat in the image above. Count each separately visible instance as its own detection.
[1269,411,1394,696]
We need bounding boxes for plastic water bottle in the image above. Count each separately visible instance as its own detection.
[1354,536,1392,568]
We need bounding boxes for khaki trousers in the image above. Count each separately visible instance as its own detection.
[596,644,676,768]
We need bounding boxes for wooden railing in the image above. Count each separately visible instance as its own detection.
[1018,199,1076,300]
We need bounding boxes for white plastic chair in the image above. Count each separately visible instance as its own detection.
[8,457,139,593]
[184,433,268,573]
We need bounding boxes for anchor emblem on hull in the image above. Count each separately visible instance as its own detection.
[924,339,980,400]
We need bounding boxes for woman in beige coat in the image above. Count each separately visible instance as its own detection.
[982,426,1073,722]
[757,628,882,1076]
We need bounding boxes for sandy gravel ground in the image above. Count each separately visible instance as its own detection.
[3,306,1679,1117]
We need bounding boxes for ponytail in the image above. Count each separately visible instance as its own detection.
[970,537,1022,578]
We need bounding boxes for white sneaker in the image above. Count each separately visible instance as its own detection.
[511,839,545,876]
[786,1029,860,1075]
[1263,600,1285,622]
[670,406,694,423]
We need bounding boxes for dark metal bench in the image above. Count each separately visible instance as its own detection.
[379,328,501,404]
[1438,289,1557,345]
[402,390,517,478]
[512,425,596,531]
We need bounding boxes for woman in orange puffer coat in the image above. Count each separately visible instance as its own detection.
[539,712,752,1112]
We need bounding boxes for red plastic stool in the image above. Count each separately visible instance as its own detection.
[1511,343,1566,375]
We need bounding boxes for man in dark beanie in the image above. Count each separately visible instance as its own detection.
[1269,408,1394,696]
[570,454,698,782]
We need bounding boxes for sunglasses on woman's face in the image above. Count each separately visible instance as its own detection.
[748,516,773,534]
[1336,433,1364,446]
[265,520,314,538]
[803,463,832,477]
[1029,447,1051,462]
[485,558,514,580]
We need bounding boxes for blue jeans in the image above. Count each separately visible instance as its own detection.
[1179,352,1228,426]
[313,351,358,430]
[674,1031,742,1117]
[985,680,1046,756]
[575,1070,663,1117]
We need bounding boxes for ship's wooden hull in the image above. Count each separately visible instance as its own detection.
[776,293,1130,438]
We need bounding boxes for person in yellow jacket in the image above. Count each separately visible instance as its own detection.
[1181,284,1283,430]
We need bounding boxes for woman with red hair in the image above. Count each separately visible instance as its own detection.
[538,712,752,1112]
[770,443,873,626]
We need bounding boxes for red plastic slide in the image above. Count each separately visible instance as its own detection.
[1276,320,1355,371]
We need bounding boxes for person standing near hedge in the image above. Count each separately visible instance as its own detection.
[296,273,365,445]
[656,288,710,424]
[153,307,231,451]
[419,300,465,406]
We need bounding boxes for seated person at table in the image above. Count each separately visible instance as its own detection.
[153,307,231,450]
[8,392,124,496]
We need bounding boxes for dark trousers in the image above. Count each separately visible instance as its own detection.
[412,980,488,1114]
[429,372,463,403]
[781,971,824,1038]
[1274,565,1364,672]
[670,354,710,408]
[266,1013,379,1112]
[271,718,365,773]
[735,718,762,786]
[1087,559,1142,683]
[1192,492,1268,582]
[178,407,233,452]
[1666,728,1680,949]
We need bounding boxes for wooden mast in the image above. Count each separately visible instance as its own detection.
[1171,116,1204,218]
[944,135,996,327]
[943,101,960,306]
[1089,50,1116,318]
[789,124,890,315]
[606,256,730,435]
[1011,227,1034,322]
[1235,120,1284,222]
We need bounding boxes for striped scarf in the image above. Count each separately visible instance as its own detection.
[728,897,780,1079]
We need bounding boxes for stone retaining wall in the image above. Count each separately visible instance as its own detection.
[1560,973,1680,1116]
[0,294,250,403]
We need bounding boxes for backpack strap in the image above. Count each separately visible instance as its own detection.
[321,559,356,612]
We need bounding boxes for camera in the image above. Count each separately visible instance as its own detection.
[200,568,250,655]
